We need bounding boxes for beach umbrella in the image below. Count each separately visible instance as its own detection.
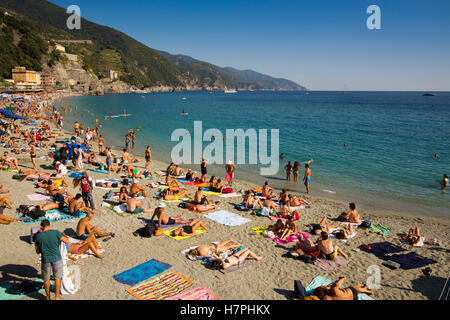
[67,142,87,159]
[0,109,29,120]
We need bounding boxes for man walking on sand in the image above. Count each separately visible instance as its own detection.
[34,219,70,300]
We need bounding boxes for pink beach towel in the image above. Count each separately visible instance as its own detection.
[266,232,310,245]
[168,286,219,300]
[27,194,51,201]
[218,192,241,198]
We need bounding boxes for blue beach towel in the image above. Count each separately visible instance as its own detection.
[305,276,374,300]
[113,259,172,286]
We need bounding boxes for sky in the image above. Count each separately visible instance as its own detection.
[49,0,450,91]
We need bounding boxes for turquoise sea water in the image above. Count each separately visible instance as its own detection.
[55,91,450,217]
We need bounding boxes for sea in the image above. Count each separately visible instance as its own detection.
[54,91,450,218]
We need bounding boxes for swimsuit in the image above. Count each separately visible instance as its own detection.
[348,286,358,300]
[183,225,193,234]
[132,207,144,214]
[325,250,337,260]
[305,177,311,182]
[167,218,176,225]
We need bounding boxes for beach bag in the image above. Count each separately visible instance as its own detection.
[360,220,371,229]
[294,280,307,299]
[178,202,190,209]
[222,188,233,194]
[140,223,156,238]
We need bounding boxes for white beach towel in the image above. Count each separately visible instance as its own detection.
[59,242,78,295]
[328,227,357,242]
[113,204,127,214]
[180,242,232,261]
[204,210,251,227]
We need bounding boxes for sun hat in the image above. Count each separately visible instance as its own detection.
[158,203,166,208]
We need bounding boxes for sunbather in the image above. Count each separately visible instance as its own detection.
[279,215,297,241]
[193,187,210,205]
[0,210,20,224]
[338,203,361,224]
[401,226,421,245]
[126,193,152,213]
[261,181,273,197]
[317,231,348,260]
[187,240,242,259]
[118,186,128,204]
[69,194,97,216]
[288,194,310,207]
[208,247,263,270]
[130,182,148,197]
[171,219,208,237]
[272,219,285,236]
[289,233,317,257]
[313,276,374,300]
[243,190,263,209]
[76,212,113,239]
[160,188,193,201]
[311,216,354,239]
[65,234,103,259]
[150,203,187,229]
[192,203,217,212]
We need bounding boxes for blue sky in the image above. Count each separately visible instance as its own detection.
[49,0,450,91]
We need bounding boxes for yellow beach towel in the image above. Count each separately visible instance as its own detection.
[163,227,207,240]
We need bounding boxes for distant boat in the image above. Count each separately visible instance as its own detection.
[423,93,436,96]
[341,84,350,95]
[181,109,188,116]
[182,97,187,100]
[224,88,237,94]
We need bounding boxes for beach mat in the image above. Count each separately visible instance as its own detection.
[204,210,251,227]
[18,209,85,225]
[126,270,195,300]
[168,286,219,300]
[217,192,241,198]
[387,252,437,270]
[163,227,207,240]
[359,242,407,259]
[113,259,172,286]
[26,193,51,201]
[305,276,374,300]
[0,280,54,300]
[219,260,253,274]
[141,219,186,230]
[314,255,352,271]
[369,223,391,236]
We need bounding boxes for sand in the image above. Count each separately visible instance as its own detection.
[0,105,449,301]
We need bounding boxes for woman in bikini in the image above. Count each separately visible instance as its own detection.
[401,226,421,245]
[172,219,208,237]
[29,142,37,171]
[145,145,152,170]
[208,247,263,270]
[293,161,300,182]
[279,216,297,241]
[285,161,293,181]
[188,240,242,259]
[66,234,103,259]
[118,186,128,204]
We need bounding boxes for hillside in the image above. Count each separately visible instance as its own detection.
[0,0,306,92]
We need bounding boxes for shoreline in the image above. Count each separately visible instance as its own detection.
[0,91,447,301]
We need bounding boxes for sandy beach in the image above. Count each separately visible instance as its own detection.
[0,96,449,301]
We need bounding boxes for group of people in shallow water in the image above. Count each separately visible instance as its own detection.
[284,158,314,194]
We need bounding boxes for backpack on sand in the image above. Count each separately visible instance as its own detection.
[139,223,156,238]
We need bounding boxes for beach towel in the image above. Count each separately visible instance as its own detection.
[268,232,310,245]
[60,242,78,295]
[369,223,391,236]
[359,242,406,259]
[217,192,241,198]
[387,252,437,270]
[201,187,222,195]
[167,286,219,300]
[314,255,352,271]
[163,226,207,240]
[113,259,172,286]
[89,169,108,174]
[18,209,85,225]
[69,172,83,178]
[251,225,271,236]
[204,210,251,227]
[141,219,186,230]
[0,280,51,300]
[182,181,210,187]
[26,193,51,201]
[110,204,141,216]
[328,227,357,242]
[305,276,374,300]
[126,270,195,300]
[220,260,253,274]
[253,208,277,217]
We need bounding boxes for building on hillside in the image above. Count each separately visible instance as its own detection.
[11,67,41,89]
[108,70,119,80]
[41,74,56,86]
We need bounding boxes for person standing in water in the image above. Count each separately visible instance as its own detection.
[303,163,312,194]
[285,161,293,181]
[293,161,300,182]
[441,174,449,188]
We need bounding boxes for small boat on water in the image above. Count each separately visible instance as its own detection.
[182,97,187,100]
[423,93,436,96]
[224,88,237,94]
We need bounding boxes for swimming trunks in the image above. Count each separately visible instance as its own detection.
[305,177,311,182]
[325,250,337,260]
[183,225,193,234]
[348,286,358,300]
[131,207,144,214]
[167,218,176,225]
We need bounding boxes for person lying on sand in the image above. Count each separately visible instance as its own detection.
[1,151,19,170]
[279,216,297,241]
[171,219,208,237]
[288,194,310,207]
[65,234,103,259]
[95,181,123,189]
[76,212,114,239]
[289,233,317,258]
[0,183,9,194]
[130,182,148,197]
[317,231,348,260]
[313,276,373,300]
[165,175,180,189]
[263,198,277,211]
[311,216,354,238]
[277,203,294,219]
[160,188,193,201]
[192,203,217,212]
[187,240,242,259]
[150,203,187,229]
[69,194,97,216]
[126,193,152,214]
[243,190,263,209]
[208,247,263,270]
[401,226,421,245]
[0,209,20,224]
